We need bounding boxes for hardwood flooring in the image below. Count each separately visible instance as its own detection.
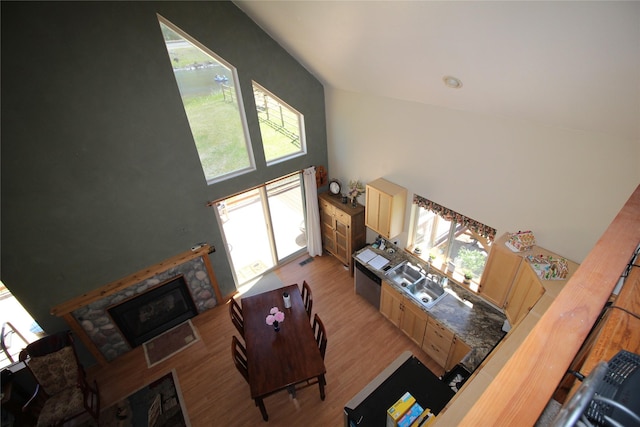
[86,253,444,426]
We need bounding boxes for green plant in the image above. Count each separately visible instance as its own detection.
[457,246,487,278]
[464,271,473,280]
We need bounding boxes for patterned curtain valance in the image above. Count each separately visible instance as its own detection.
[413,194,497,242]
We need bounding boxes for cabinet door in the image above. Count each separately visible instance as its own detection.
[400,300,428,346]
[334,220,349,264]
[478,244,522,307]
[446,336,471,371]
[505,263,544,326]
[365,186,383,234]
[380,281,403,327]
[319,207,336,255]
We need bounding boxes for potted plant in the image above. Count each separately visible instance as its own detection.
[463,271,473,285]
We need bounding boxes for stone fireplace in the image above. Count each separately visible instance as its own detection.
[51,245,222,364]
[108,275,198,347]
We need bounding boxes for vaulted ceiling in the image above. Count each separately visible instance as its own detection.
[234,1,640,142]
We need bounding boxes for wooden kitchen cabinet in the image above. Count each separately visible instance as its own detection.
[479,232,579,327]
[478,241,523,307]
[365,178,407,239]
[319,192,366,273]
[505,261,544,326]
[447,336,471,371]
[422,318,454,368]
[422,317,470,371]
[380,281,429,346]
[380,281,404,327]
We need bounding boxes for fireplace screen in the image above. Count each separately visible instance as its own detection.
[108,275,198,347]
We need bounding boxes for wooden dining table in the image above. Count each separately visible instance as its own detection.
[242,284,326,421]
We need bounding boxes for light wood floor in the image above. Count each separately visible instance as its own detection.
[86,253,444,426]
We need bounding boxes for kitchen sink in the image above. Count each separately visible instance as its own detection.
[408,278,446,307]
[386,261,425,288]
[386,261,447,308]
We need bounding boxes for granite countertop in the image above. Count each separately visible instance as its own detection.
[354,244,506,373]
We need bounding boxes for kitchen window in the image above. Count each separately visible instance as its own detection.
[407,195,496,291]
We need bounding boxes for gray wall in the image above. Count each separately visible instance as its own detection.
[1,1,327,342]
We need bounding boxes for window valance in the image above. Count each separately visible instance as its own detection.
[413,194,497,242]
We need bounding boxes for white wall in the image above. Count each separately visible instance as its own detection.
[325,88,639,263]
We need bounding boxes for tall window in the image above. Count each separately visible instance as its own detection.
[252,82,306,164]
[408,195,496,290]
[158,16,254,184]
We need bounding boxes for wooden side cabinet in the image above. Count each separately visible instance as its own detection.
[318,192,366,272]
[365,178,407,239]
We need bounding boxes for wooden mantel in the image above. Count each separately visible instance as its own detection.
[458,184,640,425]
[51,244,222,365]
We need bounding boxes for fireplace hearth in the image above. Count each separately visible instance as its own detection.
[108,275,198,347]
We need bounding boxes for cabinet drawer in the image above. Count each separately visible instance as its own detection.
[423,341,449,367]
[424,324,453,353]
[319,199,334,215]
[427,319,454,341]
[334,209,351,225]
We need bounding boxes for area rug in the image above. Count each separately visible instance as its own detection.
[75,369,190,427]
[143,320,199,368]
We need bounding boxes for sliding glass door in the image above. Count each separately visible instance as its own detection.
[215,173,307,285]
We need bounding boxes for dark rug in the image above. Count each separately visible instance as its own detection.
[75,369,190,427]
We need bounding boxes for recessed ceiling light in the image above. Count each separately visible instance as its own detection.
[443,75,463,89]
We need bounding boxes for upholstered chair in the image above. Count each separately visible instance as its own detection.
[19,330,100,426]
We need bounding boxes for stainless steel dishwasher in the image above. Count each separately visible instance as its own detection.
[354,260,382,309]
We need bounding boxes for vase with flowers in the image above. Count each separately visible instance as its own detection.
[348,180,365,207]
[265,307,285,331]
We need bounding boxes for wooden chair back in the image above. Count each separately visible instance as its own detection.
[301,281,313,318]
[232,335,249,384]
[229,297,244,337]
[312,313,327,360]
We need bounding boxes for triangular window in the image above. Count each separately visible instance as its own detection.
[158,15,254,184]
[252,82,306,164]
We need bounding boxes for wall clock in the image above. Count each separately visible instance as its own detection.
[329,180,341,196]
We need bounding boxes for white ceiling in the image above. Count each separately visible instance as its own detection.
[234,1,640,142]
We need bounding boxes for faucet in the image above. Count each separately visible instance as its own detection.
[418,263,429,276]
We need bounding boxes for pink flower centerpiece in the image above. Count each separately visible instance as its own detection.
[265,307,285,331]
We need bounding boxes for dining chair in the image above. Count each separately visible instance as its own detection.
[231,335,249,383]
[229,297,244,338]
[232,335,269,421]
[312,313,327,360]
[293,313,327,395]
[301,281,313,318]
[19,330,100,427]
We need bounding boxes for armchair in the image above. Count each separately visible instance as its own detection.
[19,330,100,426]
